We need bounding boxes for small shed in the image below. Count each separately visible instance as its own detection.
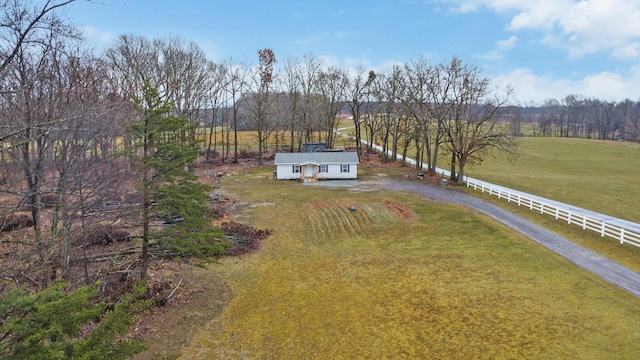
[302,142,327,153]
[274,152,359,181]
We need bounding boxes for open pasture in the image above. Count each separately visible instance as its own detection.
[464,137,640,223]
[181,169,640,359]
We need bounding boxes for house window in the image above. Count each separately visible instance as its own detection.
[292,165,301,173]
[319,164,328,173]
[340,164,350,173]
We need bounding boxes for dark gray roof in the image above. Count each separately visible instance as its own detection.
[274,152,359,165]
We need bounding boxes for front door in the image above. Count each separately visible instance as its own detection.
[303,164,316,179]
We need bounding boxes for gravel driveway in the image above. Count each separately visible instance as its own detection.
[376,180,640,298]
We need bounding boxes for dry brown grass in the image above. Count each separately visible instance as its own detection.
[178,170,640,359]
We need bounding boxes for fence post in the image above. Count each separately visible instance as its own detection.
[460,170,640,250]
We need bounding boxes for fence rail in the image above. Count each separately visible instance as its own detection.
[465,177,640,249]
[339,127,640,249]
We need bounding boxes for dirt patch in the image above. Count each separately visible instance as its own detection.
[131,260,232,360]
[383,200,416,221]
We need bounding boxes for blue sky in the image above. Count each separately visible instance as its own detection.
[68,0,640,104]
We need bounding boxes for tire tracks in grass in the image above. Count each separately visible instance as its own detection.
[301,199,373,243]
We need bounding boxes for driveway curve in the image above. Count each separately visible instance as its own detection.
[377,180,640,298]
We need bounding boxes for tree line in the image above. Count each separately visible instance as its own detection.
[0,1,510,288]
[0,1,221,357]
[509,95,640,141]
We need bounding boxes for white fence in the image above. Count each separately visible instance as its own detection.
[466,177,640,249]
[340,128,640,249]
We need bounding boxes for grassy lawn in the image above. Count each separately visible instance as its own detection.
[460,137,640,273]
[464,137,640,223]
[181,167,640,359]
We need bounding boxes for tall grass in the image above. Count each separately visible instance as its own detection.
[181,168,640,359]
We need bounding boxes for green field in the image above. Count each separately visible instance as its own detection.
[180,168,640,359]
[463,137,640,223]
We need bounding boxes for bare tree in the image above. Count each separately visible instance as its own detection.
[157,37,211,142]
[281,58,302,151]
[537,98,560,137]
[367,71,391,160]
[250,48,277,164]
[434,57,516,183]
[0,17,79,285]
[404,57,443,173]
[0,22,131,285]
[316,67,348,149]
[48,52,132,279]
[223,58,249,163]
[0,0,77,74]
[616,99,640,141]
[343,67,375,157]
[204,61,228,161]
[296,54,323,146]
[372,65,406,162]
[104,34,160,99]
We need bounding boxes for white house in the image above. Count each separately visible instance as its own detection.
[274,152,359,181]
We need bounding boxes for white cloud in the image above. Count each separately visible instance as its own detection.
[612,43,640,58]
[317,55,342,69]
[81,26,116,46]
[477,51,504,61]
[496,35,518,50]
[294,32,332,45]
[493,66,640,104]
[294,31,346,46]
[477,36,517,62]
[506,1,574,31]
[442,0,640,58]
[200,40,222,61]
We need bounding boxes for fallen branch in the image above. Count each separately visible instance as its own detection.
[167,278,183,302]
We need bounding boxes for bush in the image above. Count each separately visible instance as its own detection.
[221,221,271,256]
[158,227,229,259]
[0,213,33,232]
[74,225,130,247]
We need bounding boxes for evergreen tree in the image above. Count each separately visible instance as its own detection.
[0,283,146,359]
[127,81,227,281]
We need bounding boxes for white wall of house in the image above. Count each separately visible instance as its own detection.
[320,164,357,179]
[276,164,301,180]
[274,152,359,180]
[275,163,357,180]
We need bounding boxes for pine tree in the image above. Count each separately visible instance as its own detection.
[0,282,146,359]
[127,81,227,281]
